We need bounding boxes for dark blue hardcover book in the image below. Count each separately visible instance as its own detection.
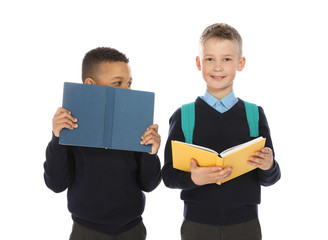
[59,82,154,152]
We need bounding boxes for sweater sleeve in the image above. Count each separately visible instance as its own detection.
[43,133,74,193]
[135,152,162,192]
[257,107,281,186]
[162,108,199,190]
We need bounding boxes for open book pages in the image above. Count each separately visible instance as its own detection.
[173,136,264,157]
[220,137,264,157]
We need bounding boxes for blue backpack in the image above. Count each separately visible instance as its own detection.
[181,101,259,144]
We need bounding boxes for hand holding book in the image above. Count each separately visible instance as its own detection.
[54,106,160,155]
[190,159,232,186]
[140,124,161,155]
[52,107,78,137]
[248,147,274,171]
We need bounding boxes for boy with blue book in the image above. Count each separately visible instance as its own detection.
[44,47,161,240]
[162,23,281,239]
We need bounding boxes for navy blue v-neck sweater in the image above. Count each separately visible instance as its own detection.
[44,134,161,235]
[162,97,281,225]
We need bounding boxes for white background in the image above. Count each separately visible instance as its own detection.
[1,0,327,239]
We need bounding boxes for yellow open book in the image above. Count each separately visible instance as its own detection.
[171,137,266,185]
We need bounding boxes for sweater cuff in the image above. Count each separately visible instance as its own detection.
[51,132,59,143]
[258,160,281,186]
[49,132,66,150]
[140,152,161,169]
[263,160,278,174]
[184,173,199,190]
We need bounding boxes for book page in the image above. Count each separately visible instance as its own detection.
[220,137,263,157]
[173,140,219,155]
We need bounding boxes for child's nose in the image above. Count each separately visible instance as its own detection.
[214,62,224,71]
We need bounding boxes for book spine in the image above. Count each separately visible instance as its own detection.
[103,87,115,148]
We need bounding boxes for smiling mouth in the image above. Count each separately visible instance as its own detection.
[211,75,225,80]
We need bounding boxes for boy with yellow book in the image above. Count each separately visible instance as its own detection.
[171,136,266,185]
[162,23,281,240]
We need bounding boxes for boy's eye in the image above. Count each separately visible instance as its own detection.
[205,58,214,62]
[114,81,122,86]
[127,82,132,87]
[223,58,232,62]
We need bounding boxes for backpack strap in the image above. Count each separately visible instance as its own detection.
[181,101,259,143]
[181,102,195,144]
[244,101,259,137]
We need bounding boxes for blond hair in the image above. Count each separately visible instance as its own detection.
[200,23,243,57]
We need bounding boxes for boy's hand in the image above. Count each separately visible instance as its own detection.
[190,159,232,186]
[140,124,161,155]
[248,147,274,170]
[52,107,78,137]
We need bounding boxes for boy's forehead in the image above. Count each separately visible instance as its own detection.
[97,61,131,77]
[200,38,240,56]
[99,61,130,71]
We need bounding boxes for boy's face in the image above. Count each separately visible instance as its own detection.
[85,61,132,89]
[196,38,245,99]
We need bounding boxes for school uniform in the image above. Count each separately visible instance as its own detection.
[162,90,281,240]
[44,134,161,239]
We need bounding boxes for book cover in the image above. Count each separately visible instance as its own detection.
[171,137,266,184]
[59,82,154,152]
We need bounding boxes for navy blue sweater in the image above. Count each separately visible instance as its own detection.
[162,97,280,225]
[44,134,161,235]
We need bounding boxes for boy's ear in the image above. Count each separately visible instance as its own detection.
[84,78,96,85]
[196,56,202,71]
[237,57,246,71]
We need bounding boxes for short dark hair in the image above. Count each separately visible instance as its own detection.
[81,47,129,82]
[200,23,243,57]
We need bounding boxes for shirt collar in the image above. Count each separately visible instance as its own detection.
[202,90,238,111]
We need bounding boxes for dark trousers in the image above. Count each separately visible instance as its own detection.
[69,221,146,240]
[181,218,262,240]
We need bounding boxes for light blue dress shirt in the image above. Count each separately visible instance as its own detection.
[200,90,238,113]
